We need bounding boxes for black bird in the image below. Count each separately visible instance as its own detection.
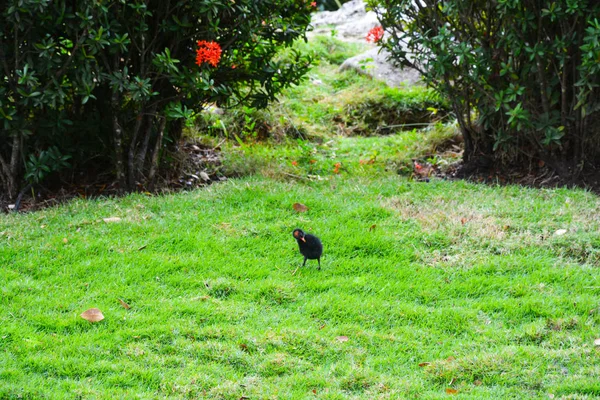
[293,228,323,269]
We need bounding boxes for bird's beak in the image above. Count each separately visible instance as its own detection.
[301,237,306,242]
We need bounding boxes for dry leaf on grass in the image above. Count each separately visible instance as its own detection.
[474,380,483,386]
[445,388,458,395]
[418,362,431,367]
[369,224,377,231]
[293,203,309,212]
[103,217,122,223]
[336,336,349,342]
[80,308,104,322]
[199,171,211,181]
[118,299,131,310]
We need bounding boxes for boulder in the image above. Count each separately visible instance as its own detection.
[310,0,379,41]
[339,47,421,87]
[311,0,422,87]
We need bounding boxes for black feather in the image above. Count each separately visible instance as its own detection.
[292,229,323,269]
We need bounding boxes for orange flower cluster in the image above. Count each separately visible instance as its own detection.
[366,26,384,43]
[195,41,222,67]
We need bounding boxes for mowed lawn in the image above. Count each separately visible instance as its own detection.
[2,174,600,399]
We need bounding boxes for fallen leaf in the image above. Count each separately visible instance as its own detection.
[594,338,600,346]
[137,244,147,251]
[103,217,122,223]
[200,171,211,181]
[80,308,104,322]
[336,336,349,342]
[445,388,458,395]
[555,229,567,236]
[118,299,131,310]
[293,203,309,212]
[239,343,249,352]
[319,324,326,330]
[460,218,467,225]
[312,389,317,394]
[418,362,431,367]
[474,380,482,386]
[369,224,376,231]
[446,356,456,362]
[63,238,68,243]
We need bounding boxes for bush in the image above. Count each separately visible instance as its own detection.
[0,0,314,199]
[370,0,600,176]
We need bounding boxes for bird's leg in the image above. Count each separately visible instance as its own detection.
[302,257,307,267]
[317,257,321,270]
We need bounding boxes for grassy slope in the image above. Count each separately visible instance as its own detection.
[3,36,600,399]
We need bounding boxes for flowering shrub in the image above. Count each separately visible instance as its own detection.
[366,26,384,43]
[370,0,600,176]
[195,41,222,67]
[0,0,313,196]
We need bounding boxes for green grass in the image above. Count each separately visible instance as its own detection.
[2,174,600,399]
[195,35,443,141]
[3,34,600,399]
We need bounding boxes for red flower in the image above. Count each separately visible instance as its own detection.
[333,162,341,174]
[291,160,298,166]
[311,1,317,6]
[195,41,222,67]
[366,26,384,43]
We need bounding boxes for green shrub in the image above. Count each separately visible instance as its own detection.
[370,0,600,175]
[0,0,314,198]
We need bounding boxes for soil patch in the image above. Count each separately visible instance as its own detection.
[1,141,226,213]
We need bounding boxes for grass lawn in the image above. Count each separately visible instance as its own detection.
[2,170,600,399]
[3,35,600,399]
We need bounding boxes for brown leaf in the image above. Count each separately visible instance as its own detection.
[474,380,482,386]
[336,336,349,342]
[594,338,600,346]
[369,224,377,231]
[118,299,131,310]
[80,308,104,322]
[312,389,317,394]
[460,218,467,225]
[445,388,458,395]
[319,324,326,330]
[293,203,309,213]
[103,217,122,223]
[239,343,249,352]
[418,362,431,367]
[63,238,68,243]
[446,356,456,362]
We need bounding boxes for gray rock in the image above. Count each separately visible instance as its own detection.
[310,0,379,41]
[339,47,421,87]
[310,0,422,87]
